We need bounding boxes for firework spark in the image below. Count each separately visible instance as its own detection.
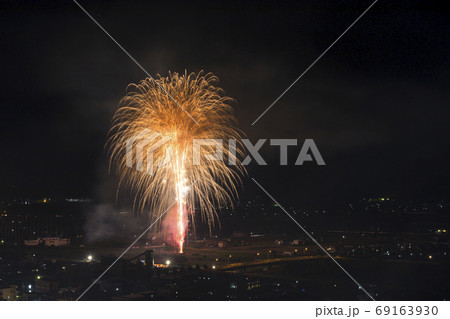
[108,71,245,253]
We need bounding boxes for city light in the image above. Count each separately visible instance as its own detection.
[1,0,449,305]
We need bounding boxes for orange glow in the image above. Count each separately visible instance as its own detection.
[108,72,245,253]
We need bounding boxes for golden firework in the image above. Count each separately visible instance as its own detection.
[108,71,245,252]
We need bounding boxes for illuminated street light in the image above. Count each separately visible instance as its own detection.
[166,260,171,266]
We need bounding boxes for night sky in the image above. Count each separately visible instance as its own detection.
[1,0,449,207]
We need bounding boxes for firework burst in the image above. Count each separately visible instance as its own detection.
[108,71,245,253]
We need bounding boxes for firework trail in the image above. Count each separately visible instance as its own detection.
[108,71,245,253]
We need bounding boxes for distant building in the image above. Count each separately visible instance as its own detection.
[231,232,245,238]
[24,239,40,246]
[218,241,227,248]
[247,280,260,291]
[65,198,92,203]
[144,250,154,268]
[0,285,17,301]
[35,279,59,293]
[24,237,70,247]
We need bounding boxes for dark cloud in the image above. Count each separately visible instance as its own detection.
[0,0,448,206]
